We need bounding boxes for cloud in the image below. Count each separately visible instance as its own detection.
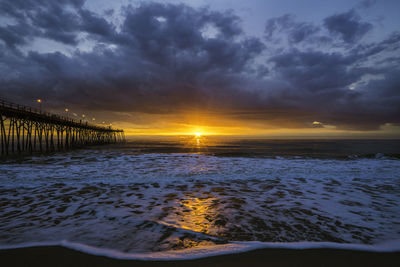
[0,0,112,46]
[0,1,399,132]
[265,14,320,44]
[323,9,372,43]
[79,9,115,38]
[0,23,32,48]
[358,0,377,9]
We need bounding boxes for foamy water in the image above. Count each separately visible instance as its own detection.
[1,140,400,257]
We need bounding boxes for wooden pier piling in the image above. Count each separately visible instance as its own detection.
[0,98,125,156]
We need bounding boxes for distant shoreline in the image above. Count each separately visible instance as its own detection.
[1,245,400,267]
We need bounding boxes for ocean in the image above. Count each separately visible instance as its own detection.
[1,137,400,259]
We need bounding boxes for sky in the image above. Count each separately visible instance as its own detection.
[0,0,400,137]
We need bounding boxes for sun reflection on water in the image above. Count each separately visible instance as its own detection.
[163,194,221,234]
[180,134,209,151]
[196,137,200,147]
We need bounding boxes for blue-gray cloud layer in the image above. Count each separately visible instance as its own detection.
[0,0,399,130]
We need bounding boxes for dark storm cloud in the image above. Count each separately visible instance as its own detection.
[323,9,372,43]
[79,9,115,38]
[0,22,33,48]
[265,14,320,44]
[1,2,264,111]
[0,0,105,46]
[270,50,359,93]
[263,22,400,129]
[358,0,377,9]
[0,1,399,131]
[266,48,400,130]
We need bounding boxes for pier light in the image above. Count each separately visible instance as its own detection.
[82,114,86,118]
[92,117,96,121]
[65,108,69,112]
[36,99,42,112]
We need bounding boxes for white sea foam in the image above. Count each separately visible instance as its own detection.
[1,148,400,253]
[1,151,399,186]
[1,240,400,261]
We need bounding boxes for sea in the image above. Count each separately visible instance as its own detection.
[1,137,400,259]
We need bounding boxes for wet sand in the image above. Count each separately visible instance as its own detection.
[1,246,399,267]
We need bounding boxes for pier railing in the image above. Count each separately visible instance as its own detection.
[0,98,125,155]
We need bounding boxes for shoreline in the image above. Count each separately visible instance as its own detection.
[1,245,400,267]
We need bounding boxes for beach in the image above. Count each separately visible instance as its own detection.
[2,245,400,267]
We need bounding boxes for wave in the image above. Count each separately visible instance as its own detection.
[211,152,400,160]
[1,240,400,261]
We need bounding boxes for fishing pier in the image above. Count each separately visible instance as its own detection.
[0,98,125,156]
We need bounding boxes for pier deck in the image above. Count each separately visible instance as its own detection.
[0,98,125,155]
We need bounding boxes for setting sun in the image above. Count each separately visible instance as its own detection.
[194,132,202,137]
